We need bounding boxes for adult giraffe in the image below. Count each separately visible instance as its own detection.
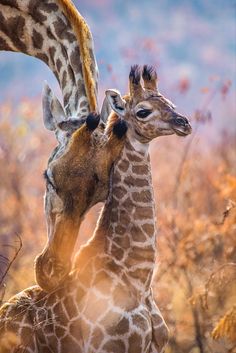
[0,65,192,352]
[0,0,126,291]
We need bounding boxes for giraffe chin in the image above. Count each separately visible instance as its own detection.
[34,252,71,292]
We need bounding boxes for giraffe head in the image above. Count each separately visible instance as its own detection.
[106,65,192,143]
[35,84,127,292]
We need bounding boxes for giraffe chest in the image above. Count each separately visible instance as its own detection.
[34,281,153,353]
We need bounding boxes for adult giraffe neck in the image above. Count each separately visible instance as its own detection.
[94,131,157,293]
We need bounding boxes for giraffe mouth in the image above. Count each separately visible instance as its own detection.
[173,127,191,137]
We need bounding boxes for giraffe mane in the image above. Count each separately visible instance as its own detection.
[58,0,97,112]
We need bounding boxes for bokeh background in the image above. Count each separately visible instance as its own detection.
[0,1,235,352]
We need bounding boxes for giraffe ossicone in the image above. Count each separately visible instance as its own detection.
[0,65,192,352]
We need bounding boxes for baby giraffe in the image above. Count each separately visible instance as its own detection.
[0,65,191,352]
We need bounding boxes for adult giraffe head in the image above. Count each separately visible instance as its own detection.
[0,0,126,291]
[106,65,192,143]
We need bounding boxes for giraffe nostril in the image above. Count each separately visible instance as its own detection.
[174,116,188,126]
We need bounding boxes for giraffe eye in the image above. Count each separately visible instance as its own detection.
[136,109,152,119]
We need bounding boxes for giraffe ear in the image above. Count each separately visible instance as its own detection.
[100,95,112,122]
[105,89,126,117]
[42,82,66,131]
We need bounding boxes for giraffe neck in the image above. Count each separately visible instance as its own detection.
[94,131,157,292]
[0,0,98,116]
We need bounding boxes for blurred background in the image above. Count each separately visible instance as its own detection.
[0,0,235,352]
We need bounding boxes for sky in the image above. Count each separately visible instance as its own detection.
[0,0,235,133]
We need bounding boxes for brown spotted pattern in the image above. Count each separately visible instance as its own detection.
[0,0,98,117]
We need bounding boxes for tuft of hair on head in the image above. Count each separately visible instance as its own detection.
[129,65,141,85]
[86,112,100,131]
[142,65,158,91]
[112,119,128,139]
[142,65,157,81]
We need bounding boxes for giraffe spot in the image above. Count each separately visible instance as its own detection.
[36,52,49,65]
[152,313,165,326]
[32,29,43,49]
[70,47,82,73]
[122,196,134,210]
[53,17,75,42]
[56,58,62,72]
[63,92,70,107]
[113,235,130,248]
[124,175,149,187]
[20,325,32,338]
[114,225,125,235]
[128,332,143,353]
[113,172,122,184]
[62,70,67,90]
[99,310,120,328]
[112,283,134,309]
[128,268,151,282]
[55,325,66,338]
[102,339,126,353]
[107,316,129,335]
[129,246,154,262]
[132,165,149,175]
[142,223,155,234]
[60,334,77,351]
[48,46,56,63]
[118,159,129,172]
[69,319,81,339]
[126,152,143,162]
[119,210,131,225]
[41,2,59,13]
[0,37,12,51]
[113,186,126,199]
[130,225,147,242]
[95,270,113,295]
[111,242,124,261]
[134,207,152,220]
[132,190,152,203]
[91,326,104,350]
[47,28,54,40]
[0,0,18,8]
[132,313,150,331]
[28,0,47,22]
[0,15,26,52]
[53,301,70,322]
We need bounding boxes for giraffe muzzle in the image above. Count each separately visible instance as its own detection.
[172,115,192,136]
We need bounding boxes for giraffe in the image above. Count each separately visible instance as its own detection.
[0,0,125,292]
[0,65,192,352]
